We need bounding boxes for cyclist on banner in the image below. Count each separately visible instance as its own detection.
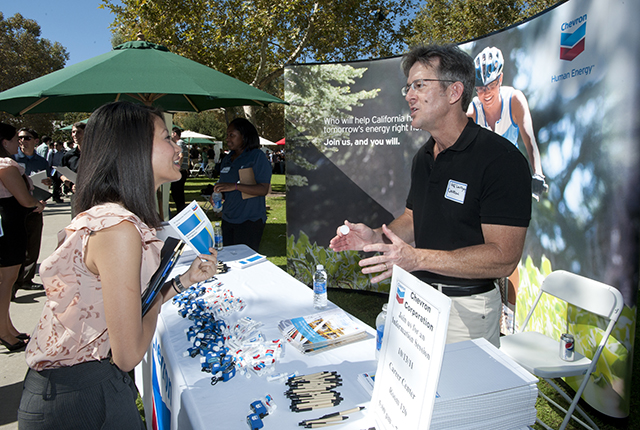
[467,46,547,201]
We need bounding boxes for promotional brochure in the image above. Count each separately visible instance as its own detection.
[168,200,214,255]
[278,308,367,354]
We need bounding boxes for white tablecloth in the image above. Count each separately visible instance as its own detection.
[137,245,378,430]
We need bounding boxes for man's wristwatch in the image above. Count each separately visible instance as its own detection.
[173,275,186,293]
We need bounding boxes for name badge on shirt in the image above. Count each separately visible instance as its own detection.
[445,179,467,204]
[221,167,231,174]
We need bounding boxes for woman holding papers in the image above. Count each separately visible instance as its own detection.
[0,123,45,352]
[214,118,272,251]
[18,102,217,429]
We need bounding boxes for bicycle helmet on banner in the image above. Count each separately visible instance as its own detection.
[474,47,504,87]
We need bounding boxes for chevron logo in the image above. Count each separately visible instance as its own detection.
[396,284,406,304]
[560,16,587,61]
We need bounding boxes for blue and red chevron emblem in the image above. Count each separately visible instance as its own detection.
[560,22,586,61]
[396,284,405,304]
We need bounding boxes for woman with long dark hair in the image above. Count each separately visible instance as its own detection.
[213,118,272,251]
[18,102,217,429]
[0,123,44,352]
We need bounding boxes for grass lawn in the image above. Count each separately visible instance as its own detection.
[174,173,639,430]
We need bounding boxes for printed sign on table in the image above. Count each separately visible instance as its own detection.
[371,266,451,430]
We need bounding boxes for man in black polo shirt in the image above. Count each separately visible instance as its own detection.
[330,45,531,347]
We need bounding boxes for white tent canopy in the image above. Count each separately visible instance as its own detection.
[182,130,273,146]
[181,130,215,139]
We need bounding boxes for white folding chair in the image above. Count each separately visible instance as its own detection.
[204,162,216,178]
[190,163,202,177]
[500,270,623,430]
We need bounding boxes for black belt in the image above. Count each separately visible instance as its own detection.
[432,282,496,297]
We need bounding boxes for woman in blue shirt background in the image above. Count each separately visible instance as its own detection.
[213,118,271,251]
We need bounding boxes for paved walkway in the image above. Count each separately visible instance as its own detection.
[0,200,72,429]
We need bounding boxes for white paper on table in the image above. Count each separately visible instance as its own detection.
[168,200,214,255]
[434,339,538,402]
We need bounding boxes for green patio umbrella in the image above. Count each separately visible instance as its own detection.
[0,41,285,116]
[59,118,88,131]
[180,130,220,145]
[185,137,220,145]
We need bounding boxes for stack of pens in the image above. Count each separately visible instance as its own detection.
[298,406,366,428]
[285,371,343,412]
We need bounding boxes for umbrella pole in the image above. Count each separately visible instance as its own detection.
[126,93,167,106]
[20,97,49,115]
[183,95,200,112]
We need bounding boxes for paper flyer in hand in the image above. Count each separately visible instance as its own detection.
[29,170,49,191]
[29,170,52,201]
[168,200,214,255]
[55,166,77,183]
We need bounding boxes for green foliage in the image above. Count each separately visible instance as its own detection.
[50,112,92,142]
[101,0,417,135]
[287,231,390,292]
[286,64,379,149]
[284,64,380,185]
[516,255,559,335]
[174,110,227,141]
[248,98,286,143]
[110,27,128,49]
[102,0,418,89]
[330,289,389,328]
[261,194,287,269]
[0,12,69,133]
[0,13,68,92]
[409,0,563,45]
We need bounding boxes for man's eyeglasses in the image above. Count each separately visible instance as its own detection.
[475,79,500,94]
[401,78,455,96]
[18,135,33,141]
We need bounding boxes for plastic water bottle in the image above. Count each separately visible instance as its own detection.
[214,221,223,251]
[212,192,223,213]
[375,303,388,359]
[313,264,328,309]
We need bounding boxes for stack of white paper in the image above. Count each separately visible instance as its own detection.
[357,372,376,396]
[430,338,538,430]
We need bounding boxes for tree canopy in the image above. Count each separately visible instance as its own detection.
[409,0,564,45]
[0,12,69,133]
[174,110,227,141]
[101,0,418,130]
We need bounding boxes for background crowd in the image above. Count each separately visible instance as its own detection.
[1,122,85,306]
